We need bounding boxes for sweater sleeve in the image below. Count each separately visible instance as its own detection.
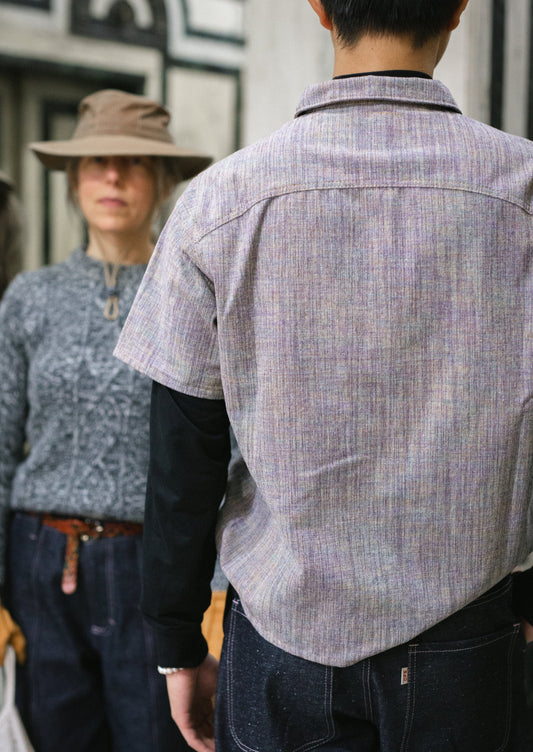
[0,277,30,583]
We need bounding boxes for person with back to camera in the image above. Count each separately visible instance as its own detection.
[0,169,22,300]
[0,89,212,752]
[116,1,533,750]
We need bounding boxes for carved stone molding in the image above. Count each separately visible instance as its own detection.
[180,0,245,46]
[0,0,50,8]
[71,0,167,49]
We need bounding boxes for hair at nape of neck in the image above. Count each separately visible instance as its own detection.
[319,0,466,48]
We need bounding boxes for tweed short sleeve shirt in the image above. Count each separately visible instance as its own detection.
[116,76,533,667]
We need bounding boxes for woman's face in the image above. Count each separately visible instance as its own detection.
[75,155,157,239]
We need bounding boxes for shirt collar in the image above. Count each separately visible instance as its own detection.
[295,75,462,119]
[333,70,432,80]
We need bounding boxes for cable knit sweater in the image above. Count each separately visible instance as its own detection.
[0,247,151,581]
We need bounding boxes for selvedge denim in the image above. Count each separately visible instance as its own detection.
[216,579,530,752]
[7,512,191,752]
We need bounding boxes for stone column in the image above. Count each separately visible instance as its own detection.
[436,0,492,123]
[243,0,332,145]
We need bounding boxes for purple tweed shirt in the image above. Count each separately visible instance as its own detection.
[116,76,533,667]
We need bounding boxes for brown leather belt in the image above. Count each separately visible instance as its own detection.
[36,514,142,595]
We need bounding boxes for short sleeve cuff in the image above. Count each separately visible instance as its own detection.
[114,344,224,400]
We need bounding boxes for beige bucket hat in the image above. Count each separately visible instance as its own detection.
[30,89,213,179]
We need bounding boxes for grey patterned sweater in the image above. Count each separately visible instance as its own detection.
[0,247,151,581]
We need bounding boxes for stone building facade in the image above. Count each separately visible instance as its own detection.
[0,0,244,268]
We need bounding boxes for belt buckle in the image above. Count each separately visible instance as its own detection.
[81,518,105,542]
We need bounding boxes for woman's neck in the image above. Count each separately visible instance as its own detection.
[86,231,154,266]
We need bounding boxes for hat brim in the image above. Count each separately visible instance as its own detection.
[29,135,213,179]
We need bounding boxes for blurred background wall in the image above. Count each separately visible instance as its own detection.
[244,0,533,141]
[0,0,530,270]
[0,0,244,268]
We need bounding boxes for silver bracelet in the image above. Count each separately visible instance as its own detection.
[157,666,185,675]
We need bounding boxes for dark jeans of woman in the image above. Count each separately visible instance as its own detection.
[216,577,531,751]
[7,512,191,752]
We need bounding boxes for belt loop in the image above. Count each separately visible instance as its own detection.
[61,534,80,595]
[27,514,142,596]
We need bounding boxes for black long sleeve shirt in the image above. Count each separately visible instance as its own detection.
[141,382,230,667]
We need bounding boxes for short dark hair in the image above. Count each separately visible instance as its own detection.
[320,0,463,47]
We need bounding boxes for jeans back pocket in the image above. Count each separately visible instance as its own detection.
[400,624,522,752]
[220,598,335,752]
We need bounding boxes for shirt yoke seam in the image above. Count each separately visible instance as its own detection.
[191,182,533,246]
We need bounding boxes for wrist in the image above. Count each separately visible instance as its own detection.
[157,666,186,675]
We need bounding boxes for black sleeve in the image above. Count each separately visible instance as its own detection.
[512,567,533,624]
[141,381,231,668]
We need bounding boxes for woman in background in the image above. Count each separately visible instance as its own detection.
[0,89,211,752]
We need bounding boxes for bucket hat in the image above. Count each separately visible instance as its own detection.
[30,89,213,179]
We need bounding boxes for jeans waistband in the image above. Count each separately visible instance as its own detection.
[25,511,142,596]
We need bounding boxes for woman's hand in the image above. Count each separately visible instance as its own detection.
[0,601,25,664]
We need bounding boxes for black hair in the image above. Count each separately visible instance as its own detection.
[320,0,463,47]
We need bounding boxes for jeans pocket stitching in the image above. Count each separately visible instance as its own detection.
[227,607,335,752]
[227,606,257,752]
[291,665,335,752]
[400,625,519,752]
[362,659,374,724]
[463,577,512,611]
[413,624,520,655]
[399,646,417,752]
[493,625,519,752]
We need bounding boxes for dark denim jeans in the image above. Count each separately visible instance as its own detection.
[7,512,190,752]
[216,577,530,751]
